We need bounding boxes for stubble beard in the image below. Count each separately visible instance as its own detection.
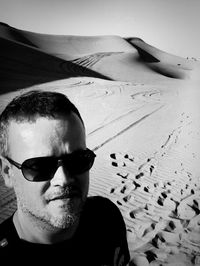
[18,196,86,230]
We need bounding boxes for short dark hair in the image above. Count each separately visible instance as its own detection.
[0,90,84,156]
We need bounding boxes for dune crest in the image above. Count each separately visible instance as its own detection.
[1,22,200,94]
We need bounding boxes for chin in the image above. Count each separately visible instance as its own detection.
[47,198,84,229]
[49,213,79,229]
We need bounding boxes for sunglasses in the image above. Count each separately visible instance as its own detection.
[5,148,96,182]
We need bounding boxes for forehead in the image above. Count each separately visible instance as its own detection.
[7,114,85,160]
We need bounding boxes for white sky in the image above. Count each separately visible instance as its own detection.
[0,0,200,59]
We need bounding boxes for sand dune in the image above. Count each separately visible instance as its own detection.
[0,37,110,94]
[0,23,200,265]
[0,22,134,56]
[1,22,200,95]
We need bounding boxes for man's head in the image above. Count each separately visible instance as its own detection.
[0,90,84,157]
[0,90,95,231]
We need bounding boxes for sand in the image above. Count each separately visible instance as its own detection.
[0,23,200,265]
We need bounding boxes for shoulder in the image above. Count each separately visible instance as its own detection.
[0,216,14,235]
[86,195,115,207]
[0,216,14,249]
[86,196,122,216]
[84,196,130,264]
[85,196,126,229]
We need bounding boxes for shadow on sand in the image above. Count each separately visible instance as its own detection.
[0,37,111,95]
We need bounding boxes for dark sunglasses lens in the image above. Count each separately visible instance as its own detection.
[21,149,96,181]
[22,157,57,181]
[65,149,96,174]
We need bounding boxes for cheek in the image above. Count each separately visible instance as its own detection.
[12,171,44,204]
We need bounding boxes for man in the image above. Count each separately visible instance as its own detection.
[0,90,130,265]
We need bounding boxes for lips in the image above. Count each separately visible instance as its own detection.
[47,187,81,202]
[51,192,79,201]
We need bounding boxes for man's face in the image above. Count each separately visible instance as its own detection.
[7,113,88,229]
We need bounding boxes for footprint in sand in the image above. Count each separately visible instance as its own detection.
[111,172,130,187]
[132,180,141,189]
[110,152,135,167]
[116,171,129,179]
[140,223,156,238]
[120,185,127,194]
[149,165,154,175]
[129,206,146,219]
[135,172,144,180]
[157,196,165,206]
[124,153,135,162]
[151,233,166,248]
[123,194,133,203]
[164,220,176,232]
[177,194,200,219]
[138,157,157,177]
[109,178,135,196]
[111,161,126,167]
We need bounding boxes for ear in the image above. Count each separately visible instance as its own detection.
[0,156,14,188]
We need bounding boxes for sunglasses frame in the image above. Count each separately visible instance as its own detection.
[5,148,96,182]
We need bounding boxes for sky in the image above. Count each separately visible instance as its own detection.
[0,0,200,59]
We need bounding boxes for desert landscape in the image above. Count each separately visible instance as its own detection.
[0,22,200,265]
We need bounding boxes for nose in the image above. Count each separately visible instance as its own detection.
[50,164,74,187]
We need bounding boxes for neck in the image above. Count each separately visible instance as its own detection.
[13,210,79,244]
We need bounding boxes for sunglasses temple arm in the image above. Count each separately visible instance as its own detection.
[5,157,22,169]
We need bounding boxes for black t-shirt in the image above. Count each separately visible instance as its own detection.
[0,196,130,265]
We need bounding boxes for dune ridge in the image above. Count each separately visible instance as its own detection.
[1,22,200,95]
